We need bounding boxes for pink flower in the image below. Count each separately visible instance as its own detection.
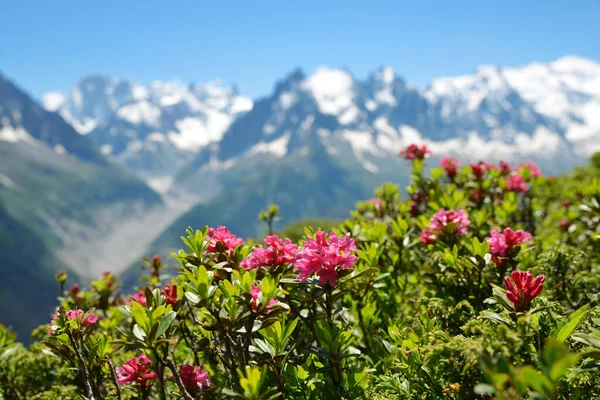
[504,271,545,312]
[178,364,211,394]
[240,235,297,270]
[294,231,358,287]
[499,161,511,175]
[69,284,82,300]
[117,355,157,388]
[267,298,279,314]
[469,161,494,180]
[420,230,437,245]
[516,162,542,178]
[440,157,460,178]
[250,283,261,310]
[399,144,432,160]
[66,309,98,326]
[161,284,178,306]
[205,226,244,254]
[421,209,470,246]
[507,174,528,193]
[47,312,60,335]
[130,290,147,307]
[486,228,532,264]
[49,309,98,334]
[429,209,470,236]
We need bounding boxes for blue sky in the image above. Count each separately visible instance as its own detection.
[1,0,599,100]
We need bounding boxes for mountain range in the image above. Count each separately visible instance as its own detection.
[1,55,599,338]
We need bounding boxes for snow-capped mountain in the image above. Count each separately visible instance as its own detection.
[45,76,253,186]
[173,57,600,199]
[46,56,599,198]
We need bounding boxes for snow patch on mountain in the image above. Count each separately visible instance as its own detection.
[0,125,38,145]
[168,114,232,151]
[117,101,162,125]
[43,92,66,111]
[302,68,358,124]
[248,133,291,157]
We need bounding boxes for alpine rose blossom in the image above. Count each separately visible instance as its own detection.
[294,231,358,287]
[507,174,528,193]
[440,157,460,178]
[248,283,278,313]
[420,230,437,245]
[130,290,147,307]
[179,364,211,394]
[504,270,545,312]
[469,161,494,180]
[486,228,532,265]
[429,208,470,235]
[161,284,178,306]
[399,144,432,160]
[250,283,261,310]
[49,309,98,334]
[421,208,470,245]
[205,226,244,254]
[499,160,511,175]
[117,355,157,388]
[240,235,297,270]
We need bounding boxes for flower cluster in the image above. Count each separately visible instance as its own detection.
[205,226,244,254]
[294,231,358,287]
[504,270,545,312]
[117,355,157,388]
[179,364,211,394]
[399,144,432,160]
[240,235,297,270]
[161,283,179,306]
[48,309,98,334]
[486,228,532,265]
[440,157,460,178]
[421,208,471,245]
[499,160,511,175]
[506,174,528,193]
[470,161,495,180]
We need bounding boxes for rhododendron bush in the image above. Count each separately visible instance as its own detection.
[2,148,600,400]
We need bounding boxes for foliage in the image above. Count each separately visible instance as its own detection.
[2,150,600,399]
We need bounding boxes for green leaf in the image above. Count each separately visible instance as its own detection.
[237,319,262,333]
[572,332,600,349]
[552,304,589,343]
[185,291,200,305]
[133,324,146,342]
[155,311,177,339]
[541,338,581,381]
[480,311,513,327]
[517,365,553,396]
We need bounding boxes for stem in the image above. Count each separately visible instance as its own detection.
[108,360,123,400]
[153,350,167,400]
[66,330,95,400]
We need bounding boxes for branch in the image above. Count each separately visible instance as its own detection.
[66,330,95,400]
